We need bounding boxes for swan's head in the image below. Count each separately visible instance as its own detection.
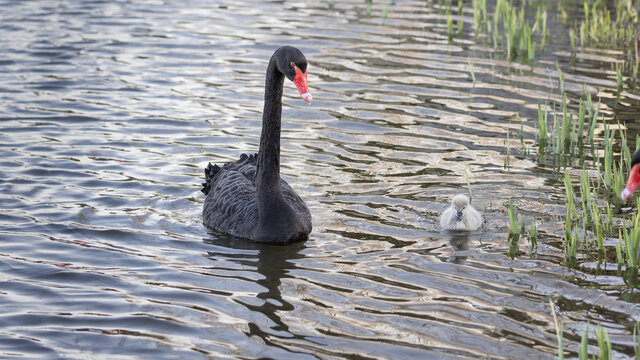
[451,194,470,222]
[275,46,312,104]
[622,149,640,200]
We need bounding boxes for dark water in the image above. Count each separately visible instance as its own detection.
[1,0,640,358]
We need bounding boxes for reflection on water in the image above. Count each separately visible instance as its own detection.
[1,0,640,358]
[446,231,470,264]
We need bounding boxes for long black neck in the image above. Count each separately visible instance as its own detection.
[256,56,285,205]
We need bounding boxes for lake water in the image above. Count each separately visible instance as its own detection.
[1,0,640,358]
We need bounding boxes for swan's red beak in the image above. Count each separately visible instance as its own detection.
[622,164,640,200]
[293,66,312,104]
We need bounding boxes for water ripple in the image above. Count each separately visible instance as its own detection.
[2,0,640,359]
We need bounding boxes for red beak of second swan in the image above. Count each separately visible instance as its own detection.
[622,164,640,200]
[293,65,312,104]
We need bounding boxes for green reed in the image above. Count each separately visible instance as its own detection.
[587,96,600,152]
[596,323,612,360]
[556,62,565,94]
[468,58,476,86]
[550,300,564,360]
[382,0,388,20]
[621,205,640,269]
[471,0,547,63]
[579,323,589,360]
[616,62,623,102]
[617,231,625,267]
[569,29,576,57]
[537,99,548,155]
[472,0,487,35]
[447,9,453,44]
[457,0,463,38]
[635,322,639,359]
[529,216,538,253]
[564,171,580,266]
[575,0,639,77]
[508,198,521,234]
[507,198,523,258]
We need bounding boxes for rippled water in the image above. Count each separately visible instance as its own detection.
[2,0,640,358]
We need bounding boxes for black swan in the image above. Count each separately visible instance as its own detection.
[201,46,312,244]
[439,194,482,231]
[622,150,640,200]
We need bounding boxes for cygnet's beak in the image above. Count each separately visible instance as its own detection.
[456,210,463,222]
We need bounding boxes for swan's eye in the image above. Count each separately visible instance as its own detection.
[290,61,296,68]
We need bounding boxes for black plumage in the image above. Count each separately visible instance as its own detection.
[202,47,312,244]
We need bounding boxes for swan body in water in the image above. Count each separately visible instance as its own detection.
[440,194,482,231]
[202,46,312,244]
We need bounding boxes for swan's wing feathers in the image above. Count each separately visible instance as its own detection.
[221,153,257,181]
[201,163,221,195]
[201,154,258,195]
[203,169,258,237]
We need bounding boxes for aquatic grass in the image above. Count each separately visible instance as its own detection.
[616,62,623,102]
[447,9,453,44]
[508,198,520,235]
[505,126,511,170]
[472,0,487,36]
[569,28,576,57]
[591,201,605,253]
[622,207,640,269]
[468,57,476,86]
[596,323,612,360]
[587,97,600,151]
[529,216,538,254]
[537,98,548,155]
[457,0,463,38]
[556,62,565,94]
[550,300,564,360]
[579,323,589,360]
[617,231,625,267]
[382,0,388,20]
[635,322,639,359]
[507,198,522,259]
[564,171,579,267]
[577,97,586,151]
[560,94,571,155]
[472,0,547,63]
[603,121,615,190]
[574,0,639,77]
[566,227,579,268]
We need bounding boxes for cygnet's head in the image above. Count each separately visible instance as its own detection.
[451,194,470,222]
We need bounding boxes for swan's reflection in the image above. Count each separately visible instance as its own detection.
[203,234,306,338]
[446,231,470,264]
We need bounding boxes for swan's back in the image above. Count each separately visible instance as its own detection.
[202,153,312,241]
[202,154,259,238]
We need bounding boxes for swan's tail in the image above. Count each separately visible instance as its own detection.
[201,153,258,196]
[201,163,221,195]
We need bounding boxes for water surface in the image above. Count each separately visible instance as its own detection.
[1,0,640,359]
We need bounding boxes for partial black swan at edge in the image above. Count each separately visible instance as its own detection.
[201,46,313,244]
